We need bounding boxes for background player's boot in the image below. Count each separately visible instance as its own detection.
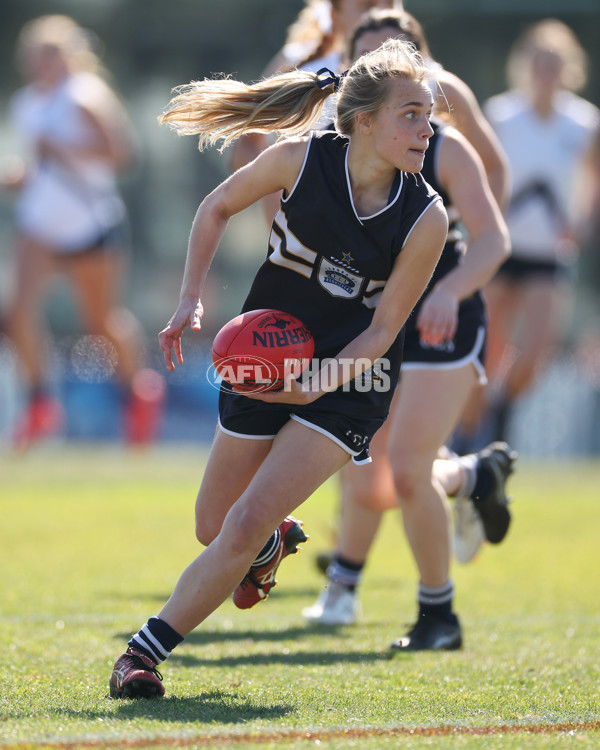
[124,369,166,445]
[13,394,64,450]
[390,613,462,652]
[233,516,308,609]
[109,647,164,699]
[472,441,518,544]
[302,578,360,625]
[453,496,485,563]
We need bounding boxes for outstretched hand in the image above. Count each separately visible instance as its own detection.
[158,296,204,371]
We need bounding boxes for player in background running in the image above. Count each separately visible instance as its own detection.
[303,9,515,650]
[1,15,165,448]
[456,19,600,451]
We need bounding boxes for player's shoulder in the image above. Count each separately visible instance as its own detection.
[405,169,441,200]
[261,135,312,181]
[483,90,526,123]
[404,180,447,237]
[9,86,31,115]
[68,71,118,110]
[557,91,600,129]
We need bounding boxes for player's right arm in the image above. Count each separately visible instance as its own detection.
[158,138,308,371]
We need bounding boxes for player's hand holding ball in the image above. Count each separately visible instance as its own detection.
[212,309,315,403]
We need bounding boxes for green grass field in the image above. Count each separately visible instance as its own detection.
[1,445,599,750]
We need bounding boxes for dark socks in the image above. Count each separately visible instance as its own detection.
[418,581,457,624]
[128,615,184,663]
[326,553,365,590]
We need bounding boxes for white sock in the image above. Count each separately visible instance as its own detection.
[454,454,478,498]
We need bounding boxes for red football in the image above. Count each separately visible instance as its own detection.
[211,309,315,393]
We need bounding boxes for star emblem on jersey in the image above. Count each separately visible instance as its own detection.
[341,251,355,264]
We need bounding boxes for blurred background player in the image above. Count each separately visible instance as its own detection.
[456,19,600,450]
[231,0,409,224]
[1,15,165,448]
[233,0,508,231]
[302,9,515,648]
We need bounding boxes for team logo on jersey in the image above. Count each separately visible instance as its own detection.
[318,258,363,299]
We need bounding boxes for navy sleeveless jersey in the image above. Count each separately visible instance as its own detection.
[241,131,440,393]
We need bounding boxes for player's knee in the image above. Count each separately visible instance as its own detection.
[392,464,422,505]
[224,503,279,557]
[350,481,396,512]
[195,514,221,546]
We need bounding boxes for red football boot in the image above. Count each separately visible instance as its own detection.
[124,369,166,445]
[13,395,64,450]
[233,516,308,609]
[109,647,164,699]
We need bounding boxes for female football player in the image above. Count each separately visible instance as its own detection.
[109,38,448,698]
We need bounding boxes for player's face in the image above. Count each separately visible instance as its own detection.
[19,42,67,86]
[530,48,564,94]
[368,77,434,173]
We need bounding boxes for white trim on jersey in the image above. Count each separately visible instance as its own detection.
[344,148,405,224]
[281,137,312,206]
[401,195,444,249]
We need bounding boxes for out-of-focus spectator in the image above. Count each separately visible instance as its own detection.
[1,14,165,449]
[458,19,600,449]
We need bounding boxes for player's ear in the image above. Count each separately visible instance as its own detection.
[355,111,372,135]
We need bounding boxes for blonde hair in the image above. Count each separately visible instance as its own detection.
[159,38,429,152]
[15,14,103,76]
[285,0,335,66]
[283,0,407,70]
[507,19,588,93]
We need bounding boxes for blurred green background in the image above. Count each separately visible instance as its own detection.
[1,0,599,450]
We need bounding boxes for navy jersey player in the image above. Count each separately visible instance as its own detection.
[108,38,448,699]
[302,9,515,651]
[221,130,438,463]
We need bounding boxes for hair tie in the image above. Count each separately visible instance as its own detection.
[315,67,348,93]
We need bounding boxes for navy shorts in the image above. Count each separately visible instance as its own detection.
[52,219,130,258]
[496,254,572,282]
[402,292,487,384]
[218,384,394,465]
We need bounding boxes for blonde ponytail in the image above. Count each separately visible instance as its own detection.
[159,70,333,152]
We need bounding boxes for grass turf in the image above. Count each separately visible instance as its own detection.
[0,445,599,749]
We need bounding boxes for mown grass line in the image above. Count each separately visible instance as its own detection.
[1,720,600,749]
